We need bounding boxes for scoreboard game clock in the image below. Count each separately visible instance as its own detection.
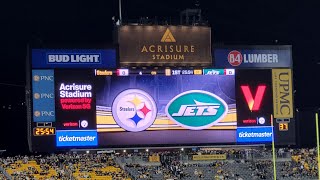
[33,127,56,136]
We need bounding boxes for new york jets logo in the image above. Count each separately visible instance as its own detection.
[165,90,228,130]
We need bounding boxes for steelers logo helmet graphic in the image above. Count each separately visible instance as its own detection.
[81,120,89,128]
[112,89,157,132]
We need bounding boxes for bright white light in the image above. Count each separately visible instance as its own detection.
[181,148,184,151]
[123,150,126,153]
[146,149,149,152]
[86,150,89,154]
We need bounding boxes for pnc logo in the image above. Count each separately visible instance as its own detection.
[112,89,157,132]
[33,75,40,82]
[165,90,228,130]
[241,85,266,111]
[160,28,176,42]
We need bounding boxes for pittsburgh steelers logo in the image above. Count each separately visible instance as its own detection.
[81,120,88,128]
[112,89,157,132]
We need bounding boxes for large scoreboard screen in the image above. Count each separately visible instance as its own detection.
[31,68,240,151]
[28,49,295,152]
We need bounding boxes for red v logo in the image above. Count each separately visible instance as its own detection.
[240,85,266,111]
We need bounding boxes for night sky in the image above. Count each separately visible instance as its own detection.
[0,0,319,154]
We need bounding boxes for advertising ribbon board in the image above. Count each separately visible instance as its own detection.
[192,154,227,160]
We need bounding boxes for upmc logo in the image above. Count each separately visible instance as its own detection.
[228,50,243,66]
[240,85,266,111]
[272,69,293,118]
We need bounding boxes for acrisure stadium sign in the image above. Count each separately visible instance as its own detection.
[117,25,212,67]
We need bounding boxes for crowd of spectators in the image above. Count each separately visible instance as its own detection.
[0,153,130,180]
[0,147,318,180]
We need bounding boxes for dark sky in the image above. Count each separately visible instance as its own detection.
[0,0,319,153]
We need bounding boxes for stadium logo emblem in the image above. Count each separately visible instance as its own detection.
[34,111,41,117]
[112,89,157,132]
[160,28,176,42]
[80,120,89,128]
[228,50,243,66]
[165,90,228,130]
[34,93,40,99]
[33,75,40,82]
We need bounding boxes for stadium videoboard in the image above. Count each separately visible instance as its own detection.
[28,48,295,152]
[31,67,241,152]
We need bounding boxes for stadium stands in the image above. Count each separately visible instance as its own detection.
[0,148,318,180]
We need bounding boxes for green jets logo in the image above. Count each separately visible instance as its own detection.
[165,90,228,130]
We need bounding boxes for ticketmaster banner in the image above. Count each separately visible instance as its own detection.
[237,126,273,143]
[32,49,116,68]
[214,46,292,68]
[56,130,98,147]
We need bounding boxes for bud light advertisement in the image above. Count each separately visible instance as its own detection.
[32,49,117,68]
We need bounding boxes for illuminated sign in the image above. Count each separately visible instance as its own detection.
[32,70,56,122]
[279,123,289,131]
[32,49,116,68]
[237,126,273,143]
[272,69,293,118]
[33,127,56,136]
[241,85,266,111]
[59,83,93,110]
[214,46,292,68]
[118,26,212,66]
[56,130,98,147]
[48,54,100,63]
